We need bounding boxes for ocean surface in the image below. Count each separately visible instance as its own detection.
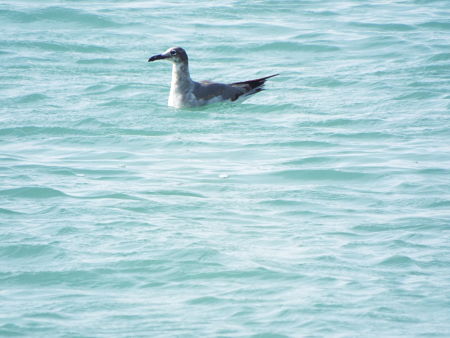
[1,0,450,336]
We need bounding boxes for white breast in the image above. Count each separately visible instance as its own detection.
[168,86,198,108]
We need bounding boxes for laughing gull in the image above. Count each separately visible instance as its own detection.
[148,47,278,108]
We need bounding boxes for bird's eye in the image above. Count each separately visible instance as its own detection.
[170,50,177,56]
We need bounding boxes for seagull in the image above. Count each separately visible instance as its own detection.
[148,47,278,108]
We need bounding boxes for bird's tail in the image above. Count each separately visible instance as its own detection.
[229,74,279,98]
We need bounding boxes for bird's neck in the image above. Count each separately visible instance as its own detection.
[171,62,192,91]
[168,61,194,107]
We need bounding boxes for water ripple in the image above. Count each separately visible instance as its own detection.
[1,0,450,336]
[0,6,121,27]
[0,187,67,199]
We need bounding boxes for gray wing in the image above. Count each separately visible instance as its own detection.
[192,81,245,102]
[193,74,278,103]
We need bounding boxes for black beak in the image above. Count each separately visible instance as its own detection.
[148,54,167,62]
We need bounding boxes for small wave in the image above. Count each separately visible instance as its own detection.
[104,84,134,93]
[0,323,22,337]
[0,126,94,136]
[0,9,35,23]
[422,63,450,76]
[394,91,439,100]
[6,40,110,53]
[12,93,48,104]
[349,22,416,31]
[0,187,67,199]
[187,296,224,305]
[0,155,25,162]
[74,117,113,128]
[84,84,109,92]
[142,189,206,198]
[416,168,450,175]
[76,58,118,65]
[272,169,376,182]
[427,200,450,208]
[255,41,340,53]
[307,77,350,88]
[258,199,302,207]
[0,207,24,215]
[306,10,338,17]
[80,192,143,201]
[419,21,450,30]
[377,255,417,267]
[349,35,407,50]
[2,6,120,28]
[71,168,130,176]
[283,156,335,166]
[302,118,378,127]
[2,270,101,287]
[331,131,395,140]
[250,140,336,148]
[0,244,54,259]
[24,312,68,320]
[428,53,450,62]
[114,128,171,137]
[10,164,76,177]
[98,99,128,107]
[174,266,300,282]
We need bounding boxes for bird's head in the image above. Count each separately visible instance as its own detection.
[148,47,188,64]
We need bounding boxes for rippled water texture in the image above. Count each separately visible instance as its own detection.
[1,0,450,336]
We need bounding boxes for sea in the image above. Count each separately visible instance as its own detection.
[1,0,450,336]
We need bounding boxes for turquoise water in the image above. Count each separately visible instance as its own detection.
[1,0,450,336]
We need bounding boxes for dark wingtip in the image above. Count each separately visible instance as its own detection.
[252,73,279,81]
[230,73,279,88]
[265,73,279,79]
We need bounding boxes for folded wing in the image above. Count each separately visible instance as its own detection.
[192,74,278,104]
